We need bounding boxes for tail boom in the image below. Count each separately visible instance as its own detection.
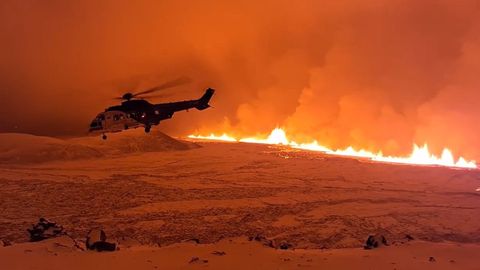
[196,88,215,110]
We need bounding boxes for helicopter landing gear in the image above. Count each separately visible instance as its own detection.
[102,134,107,140]
[144,125,151,133]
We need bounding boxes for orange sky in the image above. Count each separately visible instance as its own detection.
[1,0,480,160]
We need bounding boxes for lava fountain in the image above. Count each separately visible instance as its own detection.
[188,128,477,169]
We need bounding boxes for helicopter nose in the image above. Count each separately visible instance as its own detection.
[89,120,103,132]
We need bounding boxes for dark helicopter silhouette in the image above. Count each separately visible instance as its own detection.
[89,78,214,139]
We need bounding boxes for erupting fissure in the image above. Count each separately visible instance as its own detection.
[188,128,477,169]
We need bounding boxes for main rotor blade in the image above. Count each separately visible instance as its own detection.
[133,76,192,97]
[140,93,172,100]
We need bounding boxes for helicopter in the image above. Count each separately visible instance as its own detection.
[89,78,215,139]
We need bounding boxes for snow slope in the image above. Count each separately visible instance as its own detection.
[0,133,103,164]
[0,130,198,164]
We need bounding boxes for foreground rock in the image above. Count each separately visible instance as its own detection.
[1,239,12,247]
[189,256,208,264]
[249,234,293,249]
[86,229,117,252]
[27,218,64,242]
[364,234,388,249]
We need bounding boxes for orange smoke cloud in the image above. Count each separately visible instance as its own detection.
[1,0,479,160]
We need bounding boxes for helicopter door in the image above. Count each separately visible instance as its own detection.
[103,111,130,132]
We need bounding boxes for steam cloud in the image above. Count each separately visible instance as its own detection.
[1,0,479,159]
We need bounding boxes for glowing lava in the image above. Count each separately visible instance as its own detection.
[239,128,290,145]
[187,133,237,142]
[188,128,477,169]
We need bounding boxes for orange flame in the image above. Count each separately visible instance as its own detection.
[187,133,237,142]
[188,128,477,169]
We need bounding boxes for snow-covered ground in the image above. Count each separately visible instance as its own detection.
[0,130,198,164]
[1,131,479,269]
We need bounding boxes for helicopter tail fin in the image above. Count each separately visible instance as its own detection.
[196,88,215,110]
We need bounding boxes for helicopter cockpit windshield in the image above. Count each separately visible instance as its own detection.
[89,113,105,132]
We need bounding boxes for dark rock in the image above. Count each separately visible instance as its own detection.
[249,235,293,250]
[187,238,200,244]
[189,257,208,264]
[86,229,117,252]
[278,241,293,250]
[212,250,226,256]
[364,234,388,249]
[1,239,12,247]
[249,234,275,248]
[405,234,414,241]
[429,256,436,262]
[27,218,64,242]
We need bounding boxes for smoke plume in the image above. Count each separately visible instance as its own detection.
[1,0,480,159]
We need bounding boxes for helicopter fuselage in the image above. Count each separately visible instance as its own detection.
[89,88,214,138]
